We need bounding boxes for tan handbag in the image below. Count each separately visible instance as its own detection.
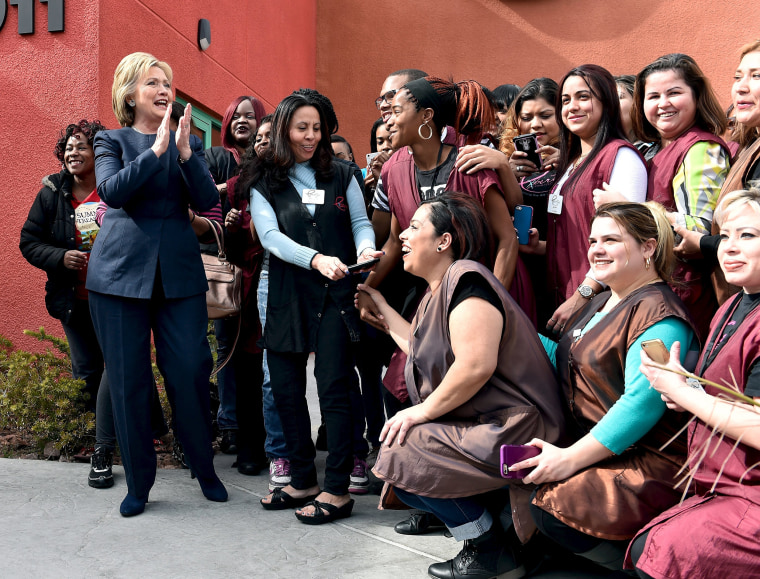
[200,218,242,320]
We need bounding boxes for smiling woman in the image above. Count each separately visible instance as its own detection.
[525,201,698,573]
[246,93,381,524]
[20,119,107,422]
[539,65,648,336]
[87,52,225,517]
[632,53,731,340]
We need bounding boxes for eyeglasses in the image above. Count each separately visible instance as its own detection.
[375,89,398,109]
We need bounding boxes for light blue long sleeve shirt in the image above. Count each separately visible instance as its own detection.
[540,316,696,454]
[250,162,375,269]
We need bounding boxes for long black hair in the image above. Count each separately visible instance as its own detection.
[238,94,334,200]
[555,65,627,195]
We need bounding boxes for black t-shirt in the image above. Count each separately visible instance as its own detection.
[702,292,760,397]
[415,147,457,202]
[448,272,505,322]
[519,169,556,239]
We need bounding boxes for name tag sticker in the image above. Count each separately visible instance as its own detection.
[547,192,563,215]
[303,189,325,205]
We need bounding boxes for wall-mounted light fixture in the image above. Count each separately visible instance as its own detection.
[198,18,210,51]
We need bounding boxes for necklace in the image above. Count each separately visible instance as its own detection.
[131,126,155,135]
[569,153,588,174]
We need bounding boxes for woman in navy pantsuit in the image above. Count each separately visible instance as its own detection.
[88,52,225,516]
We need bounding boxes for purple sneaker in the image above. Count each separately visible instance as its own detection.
[268,458,291,492]
[349,456,369,495]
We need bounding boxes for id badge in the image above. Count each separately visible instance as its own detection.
[302,188,325,205]
[547,191,563,215]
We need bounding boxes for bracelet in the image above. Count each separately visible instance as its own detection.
[177,155,189,165]
[190,211,196,223]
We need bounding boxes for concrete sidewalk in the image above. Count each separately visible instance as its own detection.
[0,453,460,578]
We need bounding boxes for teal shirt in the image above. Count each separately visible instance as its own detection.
[540,316,696,454]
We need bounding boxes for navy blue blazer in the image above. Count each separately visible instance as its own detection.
[87,128,219,299]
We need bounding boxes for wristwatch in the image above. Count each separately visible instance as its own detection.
[577,284,597,300]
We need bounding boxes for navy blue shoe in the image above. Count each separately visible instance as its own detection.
[198,475,228,502]
[120,494,147,517]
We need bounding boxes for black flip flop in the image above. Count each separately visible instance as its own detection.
[260,487,319,511]
[295,499,355,525]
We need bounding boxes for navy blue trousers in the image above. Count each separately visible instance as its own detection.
[89,288,216,500]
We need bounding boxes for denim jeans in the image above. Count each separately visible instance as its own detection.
[393,487,493,541]
[214,317,238,430]
[257,269,288,458]
[60,299,104,414]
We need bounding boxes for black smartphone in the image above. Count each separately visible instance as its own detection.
[513,205,533,245]
[347,257,380,274]
[512,133,542,169]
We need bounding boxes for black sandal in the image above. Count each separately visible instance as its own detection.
[295,499,354,525]
[260,487,319,511]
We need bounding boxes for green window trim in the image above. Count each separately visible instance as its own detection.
[175,97,222,150]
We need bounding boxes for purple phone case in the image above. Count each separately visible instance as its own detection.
[500,444,540,479]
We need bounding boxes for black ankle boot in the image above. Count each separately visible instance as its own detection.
[427,529,526,579]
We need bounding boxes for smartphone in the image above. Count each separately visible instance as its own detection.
[500,444,540,479]
[366,152,380,167]
[641,339,670,364]
[513,205,533,245]
[512,133,542,169]
[347,257,380,274]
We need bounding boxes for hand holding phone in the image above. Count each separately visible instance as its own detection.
[641,339,670,365]
[513,205,533,245]
[347,257,381,274]
[512,133,542,170]
[500,444,541,479]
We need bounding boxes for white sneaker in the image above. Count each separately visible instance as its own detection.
[268,458,291,491]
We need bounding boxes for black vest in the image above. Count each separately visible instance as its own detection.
[256,162,361,352]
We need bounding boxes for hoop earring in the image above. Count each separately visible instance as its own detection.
[418,121,433,140]
[645,256,651,269]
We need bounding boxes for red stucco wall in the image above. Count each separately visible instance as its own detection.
[316,0,755,163]
[3,0,316,351]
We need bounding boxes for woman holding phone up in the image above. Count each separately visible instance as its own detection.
[511,202,698,573]
[628,188,760,579]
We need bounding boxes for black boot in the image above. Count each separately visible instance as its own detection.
[427,527,525,579]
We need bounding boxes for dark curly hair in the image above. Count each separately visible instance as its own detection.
[54,120,106,171]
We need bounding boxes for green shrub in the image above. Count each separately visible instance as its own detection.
[0,329,95,455]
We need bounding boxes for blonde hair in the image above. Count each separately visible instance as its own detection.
[112,52,173,127]
[714,187,760,228]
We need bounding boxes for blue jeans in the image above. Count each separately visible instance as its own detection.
[214,317,238,430]
[258,270,288,458]
[60,299,104,414]
[393,487,493,541]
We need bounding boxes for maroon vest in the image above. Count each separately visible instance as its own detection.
[691,293,760,501]
[647,127,729,340]
[647,126,728,208]
[546,139,640,303]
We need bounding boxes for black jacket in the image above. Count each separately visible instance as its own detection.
[19,171,79,323]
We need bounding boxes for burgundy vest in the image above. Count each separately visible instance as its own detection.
[647,126,729,340]
[646,126,728,208]
[546,139,640,303]
[691,293,760,501]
